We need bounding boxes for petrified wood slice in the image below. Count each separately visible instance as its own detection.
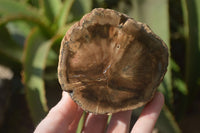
[58,8,168,114]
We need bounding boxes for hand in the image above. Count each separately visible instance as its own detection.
[34,91,164,133]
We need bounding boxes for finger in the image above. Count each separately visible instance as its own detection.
[131,92,164,133]
[107,110,132,133]
[34,91,83,133]
[82,113,108,133]
[68,107,84,132]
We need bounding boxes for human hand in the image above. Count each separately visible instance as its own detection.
[34,91,164,133]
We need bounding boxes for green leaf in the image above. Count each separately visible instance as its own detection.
[76,112,86,133]
[55,0,75,29]
[23,27,54,124]
[6,20,32,45]
[67,0,92,22]
[171,59,188,95]
[0,25,23,62]
[46,48,59,67]
[181,0,200,99]
[76,0,92,14]
[174,78,188,95]
[0,0,48,31]
[42,0,61,22]
[28,0,41,9]
[171,59,180,73]
[129,0,173,105]
[0,0,38,17]
[156,106,181,133]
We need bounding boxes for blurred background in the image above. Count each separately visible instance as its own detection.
[0,0,200,132]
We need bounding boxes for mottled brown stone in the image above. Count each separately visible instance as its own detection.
[58,8,168,114]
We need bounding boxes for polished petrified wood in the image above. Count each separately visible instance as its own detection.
[58,8,168,114]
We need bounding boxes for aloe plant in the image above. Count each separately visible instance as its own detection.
[0,0,76,124]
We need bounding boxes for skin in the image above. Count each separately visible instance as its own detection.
[34,91,164,133]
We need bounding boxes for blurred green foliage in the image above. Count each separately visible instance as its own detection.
[0,0,200,132]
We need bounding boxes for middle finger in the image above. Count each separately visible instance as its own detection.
[82,113,108,133]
